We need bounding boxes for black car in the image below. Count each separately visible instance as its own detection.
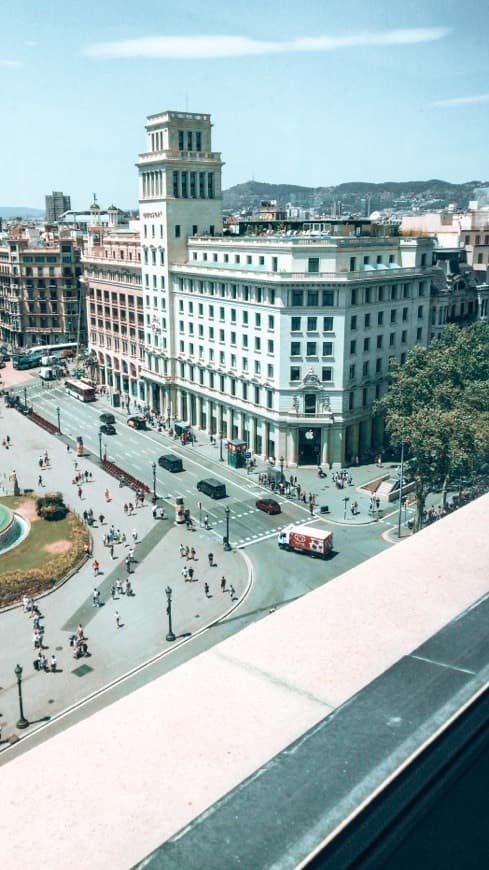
[100,412,116,424]
[158,454,184,472]
[127,416,147,430]
[100,424,116,435]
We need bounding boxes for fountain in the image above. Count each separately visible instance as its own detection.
[0,503,29,553]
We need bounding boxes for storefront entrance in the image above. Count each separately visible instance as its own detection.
[298,427,321,466]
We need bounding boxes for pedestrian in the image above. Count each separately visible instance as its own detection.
[92,588,100,607]
[190,547,196,560]
[125,579,133,596]
[125,555,131,573]
[188,567,194,581]
[115,610,121,628]
[23,595,30,613]
[132,529,138,542]
[116,578,124,595]
[76,623,84,639]
[83,509,88,523]
[84,469,89,481]
[78,486,82,499]
[229,585,235,599]
[99,514,105,525]
[111,583,116,599]
[39,456,43,468]
[105,488,111,503]
[204,582,210,597]
[220,576,226,592]
[123,503,128,514]
[208,553,214,567]
[38,474,43,486]
[152,505,157,519]
[109,543,114,559]
[204,514,209,529]
[66,443,70,452]
[92,559,100,576]
[50,654,57,672]
[309,501,314,515]
[182,565,189,581]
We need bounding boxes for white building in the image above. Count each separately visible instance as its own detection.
[136,110,438,466]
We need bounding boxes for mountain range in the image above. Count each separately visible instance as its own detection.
[222,179,488,213]
[1,178,488,220]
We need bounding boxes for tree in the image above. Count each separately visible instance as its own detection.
[376,322,489,530]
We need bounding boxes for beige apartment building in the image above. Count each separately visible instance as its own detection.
[82,220,145,402]
[0,232,85,350]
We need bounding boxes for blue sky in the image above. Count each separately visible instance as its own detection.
[2,0,488,209]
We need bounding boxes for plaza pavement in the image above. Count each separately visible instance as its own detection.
[0,399,249,748]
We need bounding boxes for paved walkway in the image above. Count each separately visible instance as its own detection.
[0,403,248,747]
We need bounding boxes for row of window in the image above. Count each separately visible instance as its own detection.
[290,367,333,383]
[91,289,143,307]
[291,342,334,357]
[465,234,489,246]
[177,328,276,353]
[177,277,274,304]
[350,307,423,329]
[90,332,144,359]
[351,282,425,305]
[178,361,275,408]
[177,129,202,152]
[172,171,214,199]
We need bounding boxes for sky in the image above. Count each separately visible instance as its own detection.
[1,0,488,209]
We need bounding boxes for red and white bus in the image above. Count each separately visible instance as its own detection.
[64,378,96,402]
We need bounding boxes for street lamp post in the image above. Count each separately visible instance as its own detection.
[397,441,404,538]
[279,455,285,484]
[98,430,103,462]
[14,664,29,730]
[343,495,350,520]
[165,586,176,642]
[56,406,61,434]
[223,506,231,550]
[23,387,27,409]
[219,432,224,462]
[152,461,157,500]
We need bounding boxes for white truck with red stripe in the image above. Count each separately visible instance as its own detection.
[278,524,334,558]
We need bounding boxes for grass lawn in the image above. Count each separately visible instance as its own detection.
[0,495,89,607]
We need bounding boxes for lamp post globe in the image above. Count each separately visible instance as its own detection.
[14,664,29,730]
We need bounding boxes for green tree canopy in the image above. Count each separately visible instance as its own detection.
[377,322,489,528]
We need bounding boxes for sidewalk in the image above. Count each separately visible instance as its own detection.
[0,405,248,747]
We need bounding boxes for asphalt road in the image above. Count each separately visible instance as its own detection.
[16,378,392,580]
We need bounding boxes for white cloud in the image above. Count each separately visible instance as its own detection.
[83,28,450,60]
[432,93,489,107]
[0,59,22,68]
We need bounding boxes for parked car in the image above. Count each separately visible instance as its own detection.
[127,416,147,430]
[158,454,184,472]
[100,424,116,435]
[256,497,282,515]
[100,412,116,425]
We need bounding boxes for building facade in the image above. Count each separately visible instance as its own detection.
[135,110,439,465]
[82,218,145,401]
[45,190,71,223]
[0,233,85,350]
